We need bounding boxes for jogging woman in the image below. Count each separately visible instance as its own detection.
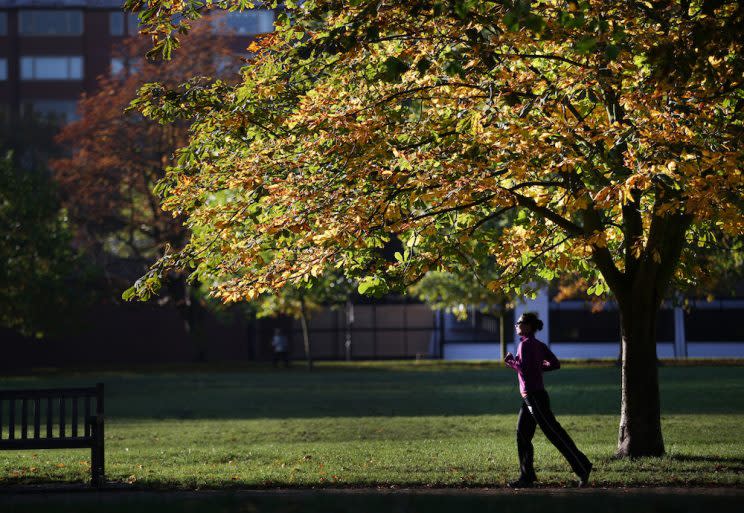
[504,312,593,488]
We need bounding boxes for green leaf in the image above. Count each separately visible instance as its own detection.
[605,44,620,61]
[453,0,472,19]
[523,14,546,34]
[122,286,137,301]
[503,10,520,31]
[358,277,377,295]
[574,37,597,54]
[595,282,605,296]
[380,56,410,83]
[416,58,432,76]
[443,59,464,77]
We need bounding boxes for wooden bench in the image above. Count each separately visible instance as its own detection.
[0,383,104,487]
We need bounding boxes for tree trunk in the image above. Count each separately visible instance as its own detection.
[616,289,665,458]
[171,277,207,363]
[299,297,313,371]
[499,311,506,361]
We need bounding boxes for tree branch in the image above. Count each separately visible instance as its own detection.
[507,189,584,236]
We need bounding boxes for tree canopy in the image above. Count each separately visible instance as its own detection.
[129,0,742,304]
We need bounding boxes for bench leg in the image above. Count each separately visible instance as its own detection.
[90,421,105,488]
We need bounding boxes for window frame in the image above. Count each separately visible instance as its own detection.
[18,10,84,37]
[212,9,275,36]
[110,12,125,36]
[22,99,80,124]
[20,56,84,81]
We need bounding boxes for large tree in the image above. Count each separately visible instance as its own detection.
[128,1,743,457]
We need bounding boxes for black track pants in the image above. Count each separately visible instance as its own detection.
[516,390,591,480]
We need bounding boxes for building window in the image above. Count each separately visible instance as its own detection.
[20,56,83,80]
[110,12,124,36]
[213,10,274,36]
[110,57,143,76]
[127,13,142,36]
[19,10,83,36]
[0,59,7,80]
[110,57,125,75]
[0,12,8,36]
[22,99,79,124]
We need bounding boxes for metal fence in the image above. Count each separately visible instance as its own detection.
[285,303,437,360]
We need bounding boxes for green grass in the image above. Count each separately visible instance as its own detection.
[1,362,743,489]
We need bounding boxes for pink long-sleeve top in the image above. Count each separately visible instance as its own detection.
[506,335,561,397]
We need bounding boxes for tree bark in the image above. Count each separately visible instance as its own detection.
[608,191,691,458]
[616,283,665,458]
[499,310,506,361]
[170,276,207,363]
[183,281,207,363]
[299,297,313,371]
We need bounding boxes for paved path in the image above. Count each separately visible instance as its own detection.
[3,486,743,513]
[2,485,743,496]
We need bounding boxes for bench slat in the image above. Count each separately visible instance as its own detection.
[72,398,78,438]
[0,388,98,400]
[0,438,93,450]
[9,400,15,440]
[59,396,65,438]
[46,397,53,438]
[21,399,28,439]
[33,398,41,440]
[84,397,91,438]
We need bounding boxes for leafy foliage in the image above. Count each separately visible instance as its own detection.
[0,155,91,337]
[410,271,512,320]
[128,1,742,311]
[255,272,354,321]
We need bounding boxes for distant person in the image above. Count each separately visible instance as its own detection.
[504,312,592,488]
[271,328,290,368]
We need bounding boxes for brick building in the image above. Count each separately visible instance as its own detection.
[0,0,274,125]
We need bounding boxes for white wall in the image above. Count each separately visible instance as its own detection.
[442,342,744,360]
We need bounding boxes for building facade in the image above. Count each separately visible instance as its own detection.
[0,0,274,125]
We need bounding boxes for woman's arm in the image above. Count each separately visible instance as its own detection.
[541,344,561,371]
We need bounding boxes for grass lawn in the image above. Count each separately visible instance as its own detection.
[1,362,743,489]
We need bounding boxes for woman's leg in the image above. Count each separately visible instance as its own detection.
[516,400,537,481]
[527,390,592,479]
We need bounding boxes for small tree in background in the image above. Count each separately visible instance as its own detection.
[50,21,239,359]
[0,154,92,337]
[410,271,513,360]
[255,273,355,370]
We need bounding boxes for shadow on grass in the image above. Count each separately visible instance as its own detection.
[669,455,744,464]
[0,366,742,420]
